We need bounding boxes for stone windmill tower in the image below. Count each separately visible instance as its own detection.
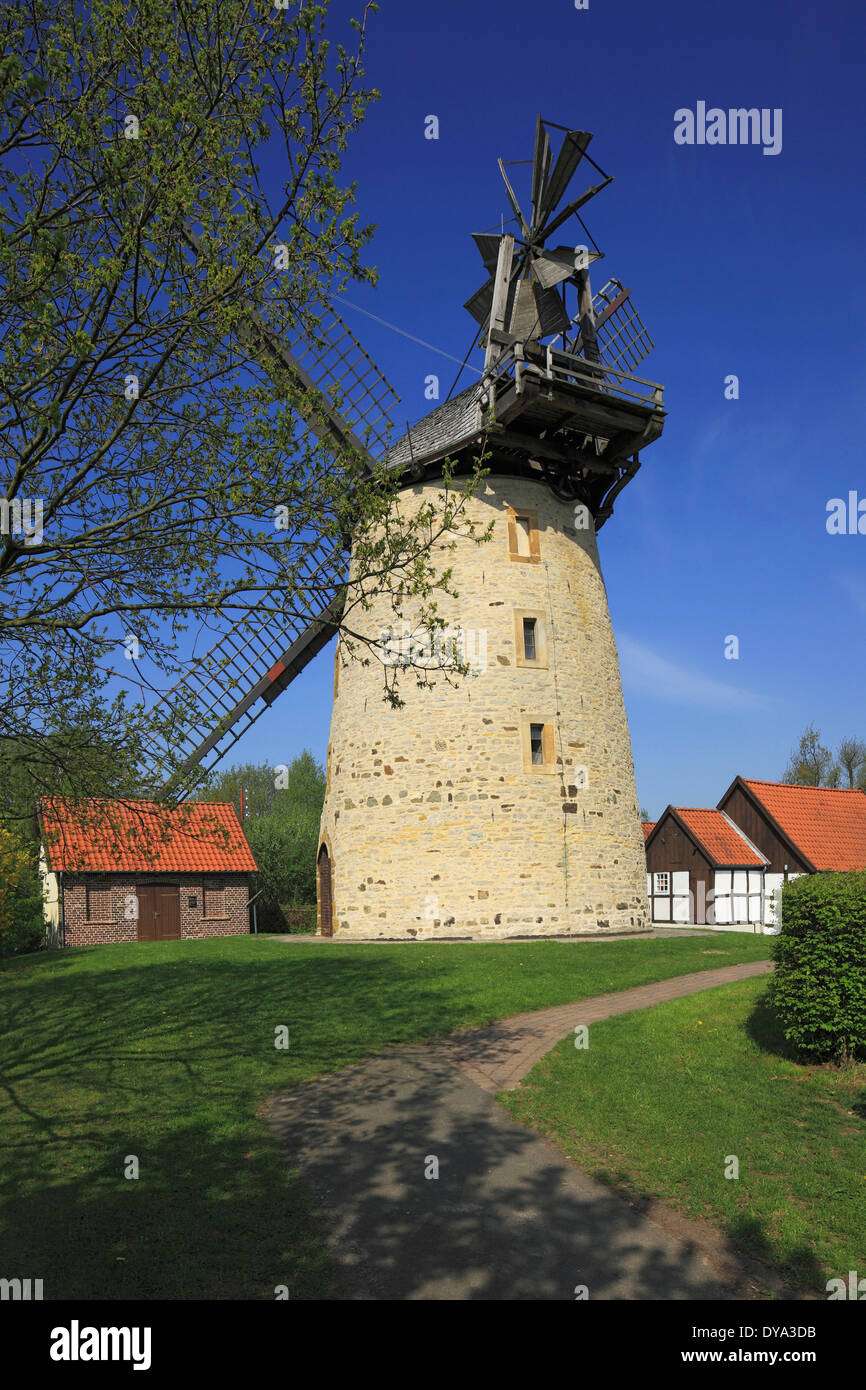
[317,118,665,939]
[147,118,664,941]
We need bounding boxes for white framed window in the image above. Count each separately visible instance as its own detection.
[654,872,670,894]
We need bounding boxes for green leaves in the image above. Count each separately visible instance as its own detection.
[196,754,326,911]
[0,0,486,807]
[770,872,866,1063]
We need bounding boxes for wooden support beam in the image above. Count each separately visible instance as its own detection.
[575,267,600,364]
[485,234,515,369]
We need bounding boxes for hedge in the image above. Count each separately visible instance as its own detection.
[770,871,866,1063]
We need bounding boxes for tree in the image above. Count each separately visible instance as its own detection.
[193,761,282,822]
[0,710,142,833]
[0,824,43,956]
[0,0,486,803]
[782,724,835,787]
[639,806,650,822]
[196,753,325,914]
[837,737,866,789]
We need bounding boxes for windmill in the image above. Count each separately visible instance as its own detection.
[147,118,665,941]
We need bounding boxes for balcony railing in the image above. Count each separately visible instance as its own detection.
[484,341,664,412]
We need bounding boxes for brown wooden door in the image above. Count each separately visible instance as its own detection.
[137,885,156,941]
[137,884,181,941]
[317,847,333,938]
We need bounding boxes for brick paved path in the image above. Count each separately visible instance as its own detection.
[266,959,785,1300]
[434,959,773,1093]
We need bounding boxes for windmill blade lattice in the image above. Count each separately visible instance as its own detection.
[140,538,346,792]
[583,279,655,374]
[283,303,398,461]
[140,292,400,795]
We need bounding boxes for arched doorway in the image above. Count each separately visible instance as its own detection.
[317,844,333,937]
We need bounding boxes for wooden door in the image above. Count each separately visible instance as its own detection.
[137,885,156,941]
[136,884,181,941]
[317,846,333,938]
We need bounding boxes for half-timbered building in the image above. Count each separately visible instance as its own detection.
[645,807,769,929]
[644,778,866,932]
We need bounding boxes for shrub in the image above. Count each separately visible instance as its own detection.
[769,871,866,1062]
[0,826,45,957]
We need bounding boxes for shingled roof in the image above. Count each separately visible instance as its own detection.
[40,798,258,875]
[738,779,866,872]
[385,381,483,472]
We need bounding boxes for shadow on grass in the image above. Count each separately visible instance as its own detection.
[0,949,489,1298]
[0,940,786,1301]
[0,1118,340,1300]
[559,1163,825,1296]
[744,989,803,1062]
[723,1215,827,1292]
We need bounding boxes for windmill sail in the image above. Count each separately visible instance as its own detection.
[141,274,399,795]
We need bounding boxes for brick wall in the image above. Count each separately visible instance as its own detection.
[60,872,250,947]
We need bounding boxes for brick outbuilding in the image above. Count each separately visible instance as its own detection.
[39,798,258,948]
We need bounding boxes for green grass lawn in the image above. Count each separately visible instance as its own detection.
[0,932,772,1300]
[501,977,866,1293]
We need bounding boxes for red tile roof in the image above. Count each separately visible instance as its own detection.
[641,821,656,840]
[740,779,866,872]
[40,798,258,874]
[672,808,766,867]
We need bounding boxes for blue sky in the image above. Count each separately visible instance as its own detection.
[217,0,866,819]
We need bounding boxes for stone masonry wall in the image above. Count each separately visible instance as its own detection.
[60,873,250,947]
[318,474,649,939]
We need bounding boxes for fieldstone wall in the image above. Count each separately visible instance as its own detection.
[319,474,649,939]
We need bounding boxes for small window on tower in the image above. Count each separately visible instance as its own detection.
[530,723,544,765]
[514,610,548,668]
[506,507,540,563]
[520,715,555,773]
